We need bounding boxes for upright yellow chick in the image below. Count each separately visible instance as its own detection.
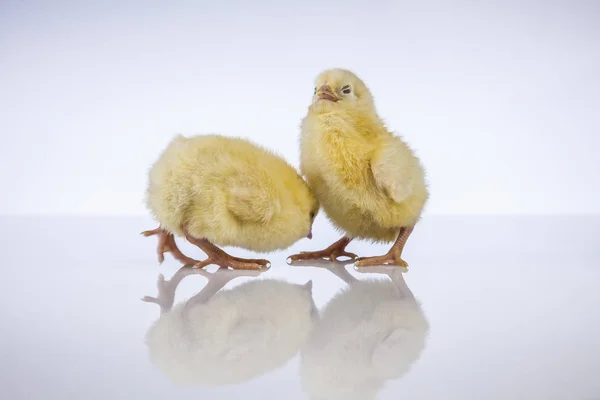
[143,134,319,270]
[288,69,428,267]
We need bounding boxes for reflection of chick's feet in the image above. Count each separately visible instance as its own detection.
[355,252,408,268]
[288,237,357,262]
[141,227,199,265]
[141,273,177,312]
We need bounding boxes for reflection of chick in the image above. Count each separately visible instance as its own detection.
[144,267,316,387]
[143,134,319,270]
[289,69,428,267]
[301,267,429,400]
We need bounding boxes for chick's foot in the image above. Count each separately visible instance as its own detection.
[354,226,414,268]
[231,255,271,265]
[142,227,200,265]
[355,254,408,267]
[184,228,270,270]
[287,236,356,262]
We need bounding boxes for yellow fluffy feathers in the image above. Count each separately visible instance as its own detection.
[291,68,428,267]
[144,134,318,269]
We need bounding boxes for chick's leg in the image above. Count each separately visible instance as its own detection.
[184,228,269,270]
[287,236,357,262]
[355,226,414,267]
[142,227,200,265]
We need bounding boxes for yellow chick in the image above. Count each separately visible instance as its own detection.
[288,69,428,267]
[143,134,319,270]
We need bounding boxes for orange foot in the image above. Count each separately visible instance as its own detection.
[141,227,199,265]
[355,252,408,267]
[354,226,414,268]
[184,227,270,270]
[287,236,357,263]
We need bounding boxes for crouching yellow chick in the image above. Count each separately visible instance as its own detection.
[143,134,319,270]
[288,69,428,267]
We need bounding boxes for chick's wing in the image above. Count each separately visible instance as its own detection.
[226,173,279,224]
[370,137,415,204]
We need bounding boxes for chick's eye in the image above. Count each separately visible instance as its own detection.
[310,211,315,219]
[342,85,351,94]
[313,87,317,95]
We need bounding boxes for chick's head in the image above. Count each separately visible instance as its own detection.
[310,68,374,113]
[290,177,320,240]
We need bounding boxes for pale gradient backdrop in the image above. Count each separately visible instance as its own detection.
[1,0,599,215]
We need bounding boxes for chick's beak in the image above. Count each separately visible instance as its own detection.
[307,226,313,239]
[317,84,338,102]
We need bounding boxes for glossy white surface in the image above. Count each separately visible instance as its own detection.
[1,216,599,399]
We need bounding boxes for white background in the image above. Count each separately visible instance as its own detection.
[1,0,599,216]
[2,4,600,399]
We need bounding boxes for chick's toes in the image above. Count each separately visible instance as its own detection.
[142,227,200,265]
[223,258,267,270]
[192,256,267,271]
[354,226,414,268]
[288,236,356,262]
[355,254,408,268]
[231,256,271,265]
[184,227,270,270]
